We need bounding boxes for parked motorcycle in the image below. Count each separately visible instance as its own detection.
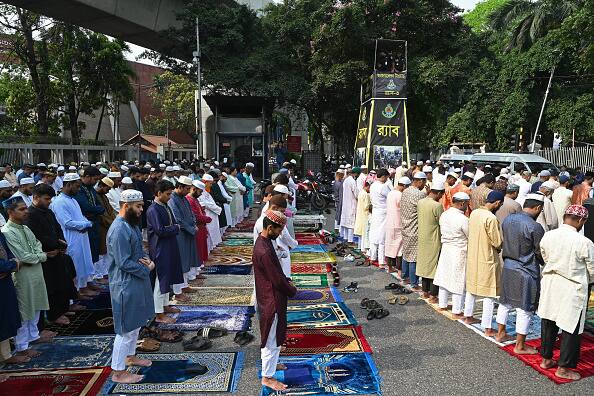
[296,171,332,211]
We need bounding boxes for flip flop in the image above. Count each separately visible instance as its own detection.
[397,296,409,305]
[375,308,390,319]
[183,337,212,351]
[196,327,228,339]
[385,283,399,290]
[387,296,397,305]
[367,310,377,320]
[136,338,160,352]
[360,298,371,309]
[233,331,255,346]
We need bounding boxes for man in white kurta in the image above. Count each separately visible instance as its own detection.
[433,192,470,317]
[515,171,532,207]
[356,165,368,192]
[536,183,558,232]
[217,175,233,230]
[340,168,360,243]
[368,169,391,268]
[385,177,410,276]
[198,174,222,252]
[552,175,573,225]
[537,204,594,381]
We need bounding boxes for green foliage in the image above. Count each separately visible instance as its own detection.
[464,0,511,31]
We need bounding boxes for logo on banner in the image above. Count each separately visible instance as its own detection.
[382,103,396,118]
[387,79,397,90]
[362,106,367,122]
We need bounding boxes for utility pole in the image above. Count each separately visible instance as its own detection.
[194,17,203,161]
[530,64,556,152]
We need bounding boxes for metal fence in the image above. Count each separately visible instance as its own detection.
[537,147,594,171]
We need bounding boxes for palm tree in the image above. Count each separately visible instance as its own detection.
[489,0,583,51]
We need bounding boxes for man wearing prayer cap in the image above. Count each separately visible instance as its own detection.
[536,183,558,231]
[464,189,504,334]
[198,176,222,252]
[106,189,155,383]
[340,166,360,243]
[242,164,255,212]
[537,204,594,380]
[0,180,13,226]
[530,170,552,193]
[356,165,369,192]
[94,177,117,280]
[186,179,212,263]
[385,175,411,276]
[11,177,35,207]
[552,174,573,224]
[253,209,296,392]
[496,184,522,225]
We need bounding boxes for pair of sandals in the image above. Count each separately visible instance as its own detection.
[360,299,390,320]
[183,336,212,351]
[141,326,183,343]
[234,331,255,346]
[196,327,227,339]
[343,281,358,293]
[136,338,160,352]
[385,283,413,295]
[388,295,409,305]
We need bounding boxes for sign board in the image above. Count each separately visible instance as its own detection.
[287,136,302,153]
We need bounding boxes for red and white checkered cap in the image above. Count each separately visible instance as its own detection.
[564,204,589,219]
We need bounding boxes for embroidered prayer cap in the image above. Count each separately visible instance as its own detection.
[538,170,551,177]
[273,184,290,195]
[177,175,193,186]
[413,171,427,180]
[351,167,361,174]
[525,192,545,202]
[121,165,129,171]
[462,172,475,180]
[100,177,114,188]
[265,209,287,227]
[452,192,470,201]
[121,177,133,185]
[57,165,65,172]
[192,180,206,190]
[144,164,152,169]
[431,179,446,191]
[541,181,556,191]
[2,196,24,209]
[246,162,255,168]
[506,183,520,193]
[120,189,143,203]
[107,172,121,179]
[398,176,411,185]
[422,165,432,173]
[486,190,505,203]
[63,173,81,182]
[447,172,459,179]
[202,174,214,182]
[565,204,589,219]
[0,180,11,189]
[159,163,166,169]
[99,167,109,175]
[173,165,181,171]
[165,166,174,172]
[68,165,77,171]
[19,177,35,185]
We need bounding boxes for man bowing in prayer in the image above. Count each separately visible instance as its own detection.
[254,210,297,391]
[538,205,594,380]
[107,189,155,384]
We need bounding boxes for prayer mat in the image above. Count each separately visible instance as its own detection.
[224,232,254,239]
[221,238,254,246]
[423,295,464,321]
[260,352,380,396]
[296,238,325,245]
[76,289,112,310]
[292,244,327,253]
[281,326,372,355]
[201,274,254,288]
[291,263,331,274]
[157,306,254,332]
[295,232,321,238]
[290,252,336,264]
[291,274,329,287]
[211,245,254,256]
[202,265,252,275]
[173,287,255,306]
[293,214,325,225]
[287,303,357,328]
[0,367,111,396]
[0,336,113,371]
[501,334,594,384]
[458,309,542,346]
[288,288,343,305]
[44,309,115,336]
[206,254,252,266]
[103,352,244,394]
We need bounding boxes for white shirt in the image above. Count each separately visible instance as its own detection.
[552,186,573,225]
[515,178,532,206]
[107,187,123,211]
[369,180,390,211]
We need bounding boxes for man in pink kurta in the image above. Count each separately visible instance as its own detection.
[385,176,411,276]
[186,181,211,264]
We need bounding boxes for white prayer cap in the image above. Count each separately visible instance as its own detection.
[447,172,459,179]
[150,168,156,172]
[525,192,545,202]
[173,165,181,171]
[338,165,345,170]
[134,160,140,165]
[95,161,102,166]
[398,176,411,185]
[500,168,509,175]
[177,176,193,186]
[454,168,461,173]
[462,172,475,180]
[360,165,368,169]
[416,161,423,166]
[123,160,129,165]
[273,184,290,195]
[538,170,551,177]
[425,160,431,164]
[68,165,77,171]
[431,179,446,191]
[246,162,255,168]
[121,177,133,185]
[222,172,228,177]
[413,171,427,180]
[452,192,470,201]
[214,161,220,166]
[346,164,352,168]
[422,165,432,173]
[223,158,228,163]
[209,166,215,170]
[202,174,214,182]
[485,164,492,168]
[164,160,171,165]
[192,180,205,190]
[165,166,174,172]
[290,159,297,164]
[57,165,65,171]
[99,167,109,175]
[499,173,510,180]
[144,164,151,169]
[63,173,80,182]
[120,189,143,203]
[0,180,11,189]
[121,165,129,171]
[19,177,35,185]
[37,163,46,167]
[108,172,121,178]
[159,163,166,169]
[541,181,556,191]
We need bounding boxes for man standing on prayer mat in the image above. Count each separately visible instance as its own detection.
[464,190,504,333]
[187,180,212,267]
[95,177,117,283]
[107,189,155,384]
[496,193,545,349]
[368,169,392,269]
[385,176,411,277]
[200,174,222,253]
[340,167,360,243]
[254,210,297,391]
[537,204,594,380]
[253,195,291,277]
[147,180,185,322]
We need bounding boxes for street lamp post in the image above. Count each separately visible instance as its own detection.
[194,17,203,161]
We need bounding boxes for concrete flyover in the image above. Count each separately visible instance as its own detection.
[3,0,186,53]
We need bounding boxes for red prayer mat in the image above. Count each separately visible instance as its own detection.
[282,326,372,355]
[501,334,594,384]
[0,367,111,395]
[296,238,325,245]
[291,263,331,274]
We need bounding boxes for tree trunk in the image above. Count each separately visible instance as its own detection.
[62,25,79,144]
[95,95,107,141]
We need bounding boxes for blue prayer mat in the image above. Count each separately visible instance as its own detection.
[292,244,327,253]
[287,303,357,328]
[260,353,381,395]
[203,265,253,275]
[157,306,254,332]
[459,307,542,346]
[0,336,113,371]
[104,352,244,394]
[288,287,344,304]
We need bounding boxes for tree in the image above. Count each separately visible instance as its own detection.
[464,0,511,32]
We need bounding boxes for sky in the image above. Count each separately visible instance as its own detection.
[126,0,481,64]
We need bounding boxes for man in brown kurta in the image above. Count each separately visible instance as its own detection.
[254,210,297,392]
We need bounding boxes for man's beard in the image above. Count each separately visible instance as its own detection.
[124,208,141,226]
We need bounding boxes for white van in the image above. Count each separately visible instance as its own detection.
[470,153,559,174]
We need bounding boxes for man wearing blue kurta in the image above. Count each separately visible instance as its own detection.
[74,166,104,270]
[168,176,200,292]
[243,163,255,215]
[107,189,155,384]
[496,193,545,354]
[236,168,249,216]
[50,173,96,294]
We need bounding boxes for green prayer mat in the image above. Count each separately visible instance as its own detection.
[290,252,336,264]
[291,274,329,288]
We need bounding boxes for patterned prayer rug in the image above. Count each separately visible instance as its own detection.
[501,334,594,384]
[103,352,244,394]
[295,238,325,245]
[75,284,111,310]
[0,367,111,396]
[224,232,254,239]
[260,353,381,395]
[282,326,372,355]
[210,245,254,257]
[221,238,254,246]
[295,232,322,239]
[287,303,357,328]
[173,287,255,306]
[458,309,542,346]
[0,336,113,371]
[202,265,252,275]
[291,263,331,274]
[157,306,254,332]
[291,274,329,287]
[206,254,252,266]
[200,274,254,288]
[292,244,327,253]
[288,288,343,305]
[44,309,115,336]
[290,252,336,264]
